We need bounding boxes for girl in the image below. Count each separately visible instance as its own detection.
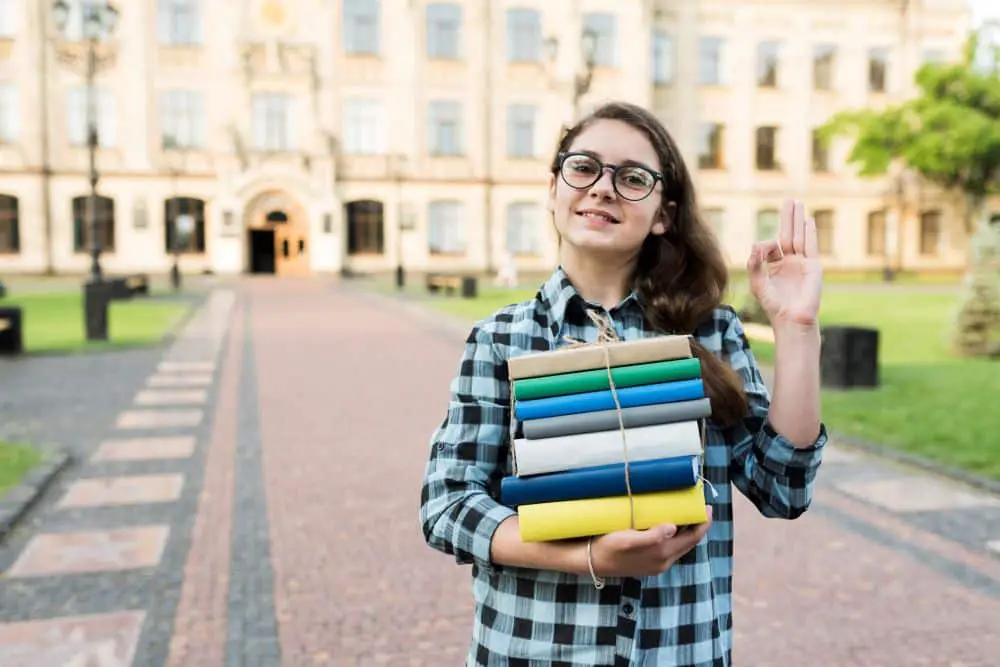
[419,101,826,667]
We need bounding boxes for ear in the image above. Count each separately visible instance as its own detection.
[546,174,556,213]
[650,201,677,236]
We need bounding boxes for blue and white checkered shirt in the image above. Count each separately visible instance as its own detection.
[419,266,827,666]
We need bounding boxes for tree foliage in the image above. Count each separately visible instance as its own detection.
[818,26,1000,216]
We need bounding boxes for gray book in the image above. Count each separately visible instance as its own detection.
[521,398,712,440]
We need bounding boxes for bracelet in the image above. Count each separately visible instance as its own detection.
[586,537,605,590]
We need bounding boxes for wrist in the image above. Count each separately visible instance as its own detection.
[771,320,820,343]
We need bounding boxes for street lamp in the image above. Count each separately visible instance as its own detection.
[543,28,599,123]
[52,0,119,341]
[390,154,410,289]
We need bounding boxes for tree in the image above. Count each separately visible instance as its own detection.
[818,24,1000,243]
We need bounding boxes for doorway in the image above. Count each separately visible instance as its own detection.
[249,228,276,274]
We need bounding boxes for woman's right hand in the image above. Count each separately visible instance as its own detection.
[589,506,713,578]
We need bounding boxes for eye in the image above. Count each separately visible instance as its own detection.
[618,167,654,188]
[566,156,599,174]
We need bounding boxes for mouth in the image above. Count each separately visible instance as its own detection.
[576,209,620,225]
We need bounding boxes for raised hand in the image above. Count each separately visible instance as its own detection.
[747,199,824,327]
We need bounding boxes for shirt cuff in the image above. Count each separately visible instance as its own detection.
[755,421,828,480]
[461,495,518,574]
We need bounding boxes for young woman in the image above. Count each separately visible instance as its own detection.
[419,101,826,667]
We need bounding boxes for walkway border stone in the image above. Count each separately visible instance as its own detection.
[0,447,70,540]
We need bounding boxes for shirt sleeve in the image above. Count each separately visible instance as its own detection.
[722,310,827,519]
[419,321,517,571]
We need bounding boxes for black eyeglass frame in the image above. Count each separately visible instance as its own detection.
[556,151,665,202]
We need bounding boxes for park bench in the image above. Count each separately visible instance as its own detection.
[0,306,23,355]
[426,273,478,299]
[125,273,149,295]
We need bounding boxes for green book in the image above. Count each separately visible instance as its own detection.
[512,357,702,401]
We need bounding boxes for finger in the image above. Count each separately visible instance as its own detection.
[803,214,819,258]
[778,198,795,254]
[792,200,807,255]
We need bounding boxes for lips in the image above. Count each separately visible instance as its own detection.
[576,209,620,224]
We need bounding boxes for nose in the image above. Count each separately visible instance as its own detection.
[588,166,616,198]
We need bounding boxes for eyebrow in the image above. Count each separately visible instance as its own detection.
[573,149,659,173]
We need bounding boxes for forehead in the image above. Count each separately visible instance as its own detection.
[567,119,660,170]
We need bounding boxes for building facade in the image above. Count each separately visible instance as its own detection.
[0,0,982,279]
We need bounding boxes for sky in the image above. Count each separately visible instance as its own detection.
[970,0,1000,24]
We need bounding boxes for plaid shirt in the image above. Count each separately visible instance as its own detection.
[419,266,827,667]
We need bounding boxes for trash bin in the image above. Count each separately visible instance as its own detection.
[461,276,478,299]
[820,325,880,389]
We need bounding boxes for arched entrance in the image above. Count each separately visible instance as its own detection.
[244,190,310,276]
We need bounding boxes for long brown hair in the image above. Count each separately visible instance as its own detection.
[551,101,749,426]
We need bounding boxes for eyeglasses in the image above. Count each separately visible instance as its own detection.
[557,152,663,202]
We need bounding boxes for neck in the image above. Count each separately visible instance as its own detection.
[559,249,637,310]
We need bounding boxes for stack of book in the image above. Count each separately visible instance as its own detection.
[502,335,712,543]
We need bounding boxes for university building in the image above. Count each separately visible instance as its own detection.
[0,0,980,279]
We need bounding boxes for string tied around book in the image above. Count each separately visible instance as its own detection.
[561,309,637,530]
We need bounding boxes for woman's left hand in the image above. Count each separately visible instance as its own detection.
[747,199,824,328]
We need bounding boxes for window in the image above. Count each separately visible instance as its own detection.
[867,210,886,256]
[652,31,673,84]
[756,208,779,242]
[506,203,540,256]
[72,195,115,252]
[814,209,834,256]
[699,37,723,85]
[426,3,461,59]
[922,48,946,65]
[811,129,829,172]
[67,86,115,147]
[697,123,724,169]
[507,104,535,158]
[869,47,888,93]
[428,201,465,254]
[161,90,204,149]
[703,208,724,236]
[0,83,18,144]
[582,12,616,67]
[164,197,206,253]
[0,0,17,38]
[813,45,835,90]
[506,8,541,62]
[755,126,779,170]
[343,0,380,55]
[757,41,780,87]
[0,194,18,254]
[342,99,385,155]
[157,0,202,45]
[346,200,385,254]
[59,1,116,41]
[428,100,462,156]
[920,210,941,256]
[251,93,295,151]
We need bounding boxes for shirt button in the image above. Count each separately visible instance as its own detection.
[622,603,634,616]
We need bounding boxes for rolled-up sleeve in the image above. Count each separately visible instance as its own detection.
[419,322,517,570]
[723,311,826,519]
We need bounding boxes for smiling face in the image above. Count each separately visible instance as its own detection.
[547,119,669,260]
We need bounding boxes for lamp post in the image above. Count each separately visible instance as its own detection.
[163,139,189,292]
[52,0,119,341]
[543,28,598,124]
[391,154,409,290]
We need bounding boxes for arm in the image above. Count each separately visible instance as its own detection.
[723,311,827,519]
[418,324,590,576]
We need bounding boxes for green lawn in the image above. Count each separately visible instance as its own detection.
[0,441,42,498]
[412,283,999,481]
[2,291,193,354]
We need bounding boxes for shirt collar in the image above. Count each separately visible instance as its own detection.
[536,265,644,342]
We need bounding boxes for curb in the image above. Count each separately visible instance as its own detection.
[0,447,71,541]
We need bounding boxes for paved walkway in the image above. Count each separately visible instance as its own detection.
[0,278,998,666]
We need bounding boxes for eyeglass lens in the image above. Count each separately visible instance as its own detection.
[560,154,656,200]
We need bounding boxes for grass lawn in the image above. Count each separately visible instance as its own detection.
[2,291,193,354]
[410,282,999,481]
[0,441,42,498]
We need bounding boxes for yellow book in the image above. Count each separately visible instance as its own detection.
[518,482,709,543]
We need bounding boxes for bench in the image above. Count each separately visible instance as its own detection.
[0,306,23,355]
[107,273,150,300]
[426,273,477,299]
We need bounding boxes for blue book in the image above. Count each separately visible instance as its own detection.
[514,378,705,421]
[500,455,701,507]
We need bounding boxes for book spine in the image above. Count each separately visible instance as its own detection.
[513,420,703,477]
[514,378,705,421]
[518,482,709,542]
[501,455,700,507]
[507,335,692,380]
[522,398,712,440]
[512,357,702,401]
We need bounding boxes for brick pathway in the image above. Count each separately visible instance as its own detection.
[0,278,998,666]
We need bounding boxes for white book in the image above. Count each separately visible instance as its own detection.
[512,420,704,477]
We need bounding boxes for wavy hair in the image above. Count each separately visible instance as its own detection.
[550,101,749,425]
